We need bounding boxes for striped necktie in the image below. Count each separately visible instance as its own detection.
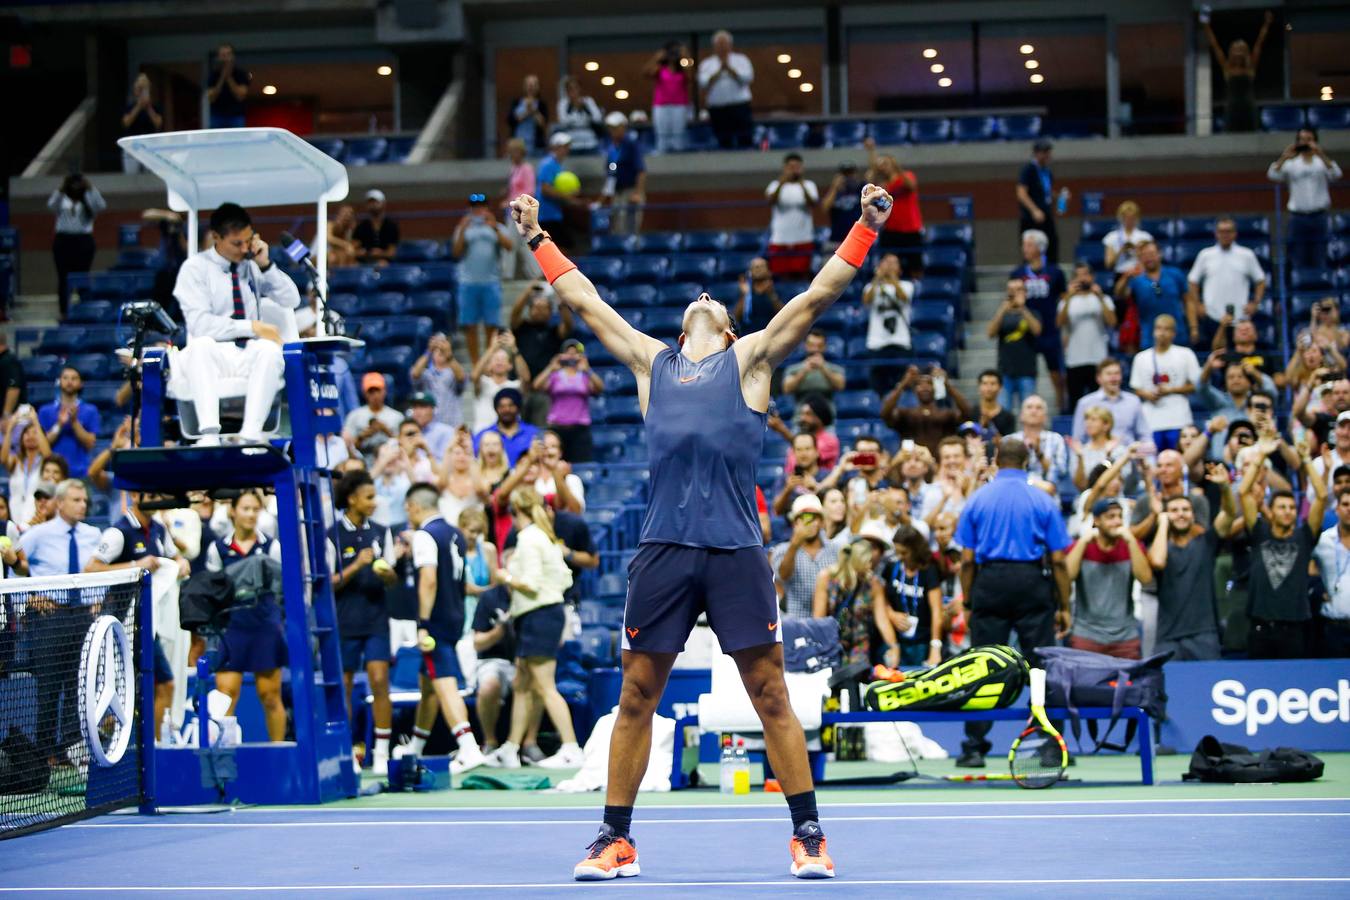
[229,262,248,347]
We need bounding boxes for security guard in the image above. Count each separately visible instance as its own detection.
[953,437,1071,767]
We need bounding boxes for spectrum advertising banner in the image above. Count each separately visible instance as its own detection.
[1160,660,1350,751]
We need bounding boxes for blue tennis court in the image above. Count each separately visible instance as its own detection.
[3,797,1348,897]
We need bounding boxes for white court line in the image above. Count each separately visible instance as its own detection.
[2,877,1348,892]
[199,795,1350,815]
[72,811,1350,828]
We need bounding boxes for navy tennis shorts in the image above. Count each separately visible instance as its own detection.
[341,632,392,673]
[515,603,566,659]
[420,638,464,683]
[622,543,782,655]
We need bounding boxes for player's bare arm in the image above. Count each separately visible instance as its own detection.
[509,194,666,386]
[736,183,893,408]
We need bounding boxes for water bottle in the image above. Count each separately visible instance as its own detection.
[719,734,736,794]
[733,738,751,795]
[159,711,173,745]
[1056,187,1070,216]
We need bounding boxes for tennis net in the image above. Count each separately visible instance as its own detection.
[0,569,149,839]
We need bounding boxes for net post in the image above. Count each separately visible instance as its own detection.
[137,570,156,814]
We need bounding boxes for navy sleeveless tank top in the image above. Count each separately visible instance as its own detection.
[640,347,765,549]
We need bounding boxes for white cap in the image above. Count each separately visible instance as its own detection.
[365,189,386,203]
[788,493,825,521]
[854,519,894,548]
[604,111,628,128]
[1337,410,1350,426]
[549,132,572,148]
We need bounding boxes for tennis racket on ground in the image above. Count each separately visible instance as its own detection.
[1007,667,1067,789]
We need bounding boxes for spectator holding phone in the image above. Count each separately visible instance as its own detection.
[1130,315,1201,452]
[1292,297,1350,356]
[1012,229,1068,414]
[470,335,530,432]
[764,153,818,277]
[453,194,515,365]
[862,252,913,393]
[643,41,691,153]
[2,406,51,526]
[773,432,830,517]
[1102,200,1153,275]
[782,329,845,415]
[532,338,602,463]
[1268,128,1341,271]
[987,279,1040,413]
[881,366,973,457]
[410,333,467,431]
[1057,261,1117,408]
[771,494,838,619]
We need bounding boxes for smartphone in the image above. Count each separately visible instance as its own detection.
[1225,304,1235,318]
[902,439,915,452]
[852,452,877,467]
[793,465,806,477]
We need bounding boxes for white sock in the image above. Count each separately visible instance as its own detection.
[499,740,519,755]
[374,732,390,759]
[410,727,430,756]
[453,722,480,752]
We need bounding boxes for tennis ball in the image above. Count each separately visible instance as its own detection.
[553,170,581,196]
[420,634,436,652]
[372,559,392,574]
[0,537,10,550]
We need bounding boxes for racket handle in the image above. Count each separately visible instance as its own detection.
[1029,667,1046,707]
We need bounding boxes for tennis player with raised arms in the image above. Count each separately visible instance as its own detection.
[510,181,893,881]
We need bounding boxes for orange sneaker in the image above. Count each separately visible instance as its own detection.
[789,822,835,879]
[573,825,640,881]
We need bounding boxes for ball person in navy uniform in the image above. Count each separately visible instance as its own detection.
[508,181,893,880]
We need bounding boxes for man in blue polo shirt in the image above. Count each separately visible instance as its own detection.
[1123,241,1192,350]
[600,112,647,237]
[473,387,539,466]
[536,132,577,253]
[37,366,100,479]
[954,437,1072,768]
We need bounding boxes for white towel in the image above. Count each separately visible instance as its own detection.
[553,707,674,793]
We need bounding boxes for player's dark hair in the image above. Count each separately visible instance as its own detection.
[996,437,1029,470]
[1269,489,1297,507]
[1246,389,1275,409]
[1333,465,1350,481]
[406,481,440,512]
[892,524,934,567]
[335,470,373,510]
[978,368,1003,385]
[209,202,252,238]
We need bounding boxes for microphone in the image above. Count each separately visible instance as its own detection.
[278,231,318,273]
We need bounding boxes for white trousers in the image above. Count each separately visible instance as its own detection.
[176,338,285,440]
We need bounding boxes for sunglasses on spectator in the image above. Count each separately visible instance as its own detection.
[795,513,820,523]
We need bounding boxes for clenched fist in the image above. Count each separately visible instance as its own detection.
[859,183,894,232]
[509,194,542,238]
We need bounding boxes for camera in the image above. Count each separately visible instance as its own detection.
[1295,143,1311,154]
[122,300,178,334]
[793,465,806,477]
[469,193,487,206]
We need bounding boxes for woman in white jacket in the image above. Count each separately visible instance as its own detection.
[484,485,581,769]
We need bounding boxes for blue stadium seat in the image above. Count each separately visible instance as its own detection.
[952,115,997,142]
[682,231,728,253]
[406,291,454,329]
[591,233,635,256]
[908,118,952,144]
[81,382,123,411]
[374,266,425,294]
[717,253,757,279]
[65,353,114,381]
[21,355,62,382]
[384,135,416,162]
[634,232,683,255]
[1169,239,1211,269]
[612,284,659,309]
[356,291,412,317]
[869,120,908,146]
[845,336,873,360]
[1231,215,1270,239]
[919,247,968,276]
[394,240,444,263]
[910,301,956,338]
[594,573,628,602]
[756,463,784,490]
[684,122,719,151]
[578,257,625,286]
[361,346,415,389]
[624,257,669,285]
[419,262,457,291]
[603,395,643,424]
[837,419,888,445]
[1080,219,1115,242]
[668,255,719,284]
[1171,217,1214,240]
[112,248,160,271]
[1260,106,1306,132]
[1139,217,1175,239]
[65,300,116,325]
[327,267,378,295]
[598,367,637,396]
[1308,105,1350,130]
[997,114,1042,142]
[814,306,859,337]
[344,318,389,344]
[579,626,617,667]
[759,122,809,150]
[1291,268,1334,292]
[328,293,360,318]
[642,309,685,336]
[309,138,345,160]
[834,390,880,419]
[705,280,740,304]
[924,223,972,247]
[37,328,87,356]
[726,230,766,253]
[1289,293,1331,321]
[345,137,389,164]
[824,120,867,148]
[912,331,949,364]
[381,316,434,347]
[914,277,961,302]
[1074,242,1107,269]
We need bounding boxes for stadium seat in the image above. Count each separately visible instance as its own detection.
[1289,292,1330,321]
[374,266,425,294]
[717,253,757,279]
[384,135,416,162]
[328,292,360,318]
[81,382,123,411]
[1307,105,1350,131]
[924,223,973,247]
[361,347,415,393]
[624,257,670,284]
[726,230,766,253]
[1231,215,1270,238]
[759,122,809,150]
[356,291,412,318]
[634,232,683,255]
[914,277,960,302]
[309,138,345,160]
[112,248,161,271]
[668,255,719,284]
[910,300,957,338]
[327,267,378,295]
[683,231,728,253]
[919,247,968,276]
[598,367,637,395]
[37,327,87,356]
[684,123,719,152]
[1074,242,1107,269]
[577,256,625,286]
[1080,219,1115,242]
[911,331,949,364]
[756,463,784,491]
[394,240,444,263]
[1260,106,1306,132]
[908,118,952,144]
[642,309,685,336]
[814,305,859,337]
[579,626,618,667]
[1290,268,1334,292]
[869,120,908,146]
[612,284,659,309]
[1140,217,1175,239]
[952,115,997,142]
[603,395,643,424]
[345,136,389,164]
[824,120,867,148]
[65,300,116,324]
[419,262,457,291]
[834,390,880,419]
[591,233,635,256]
[1170,239,1211,269]
[381,316,434,347]
[997,114,1042,142]
[65,353,114,381]
[21,355,62,382]
[405,291,454,329]
[344,318,389,344]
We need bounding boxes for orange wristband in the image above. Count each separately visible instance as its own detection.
[532,239,577,284]
[835,222,878,268]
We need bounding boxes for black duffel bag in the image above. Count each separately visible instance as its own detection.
[1183,735,1324,783]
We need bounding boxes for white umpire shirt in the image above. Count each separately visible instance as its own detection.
[173,246,302,341]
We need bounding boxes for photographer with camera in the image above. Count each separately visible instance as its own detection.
[531,338,601,464]
[453,193,515,365]
[644,41,690,153]
[1057,261,1117,409]
[987,278,1041,413]
[765,153,818,277]
[47,173,105,320]
[173,202,302,445]
[1268,127,1342,271]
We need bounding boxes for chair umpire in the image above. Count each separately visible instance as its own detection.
[953,437,1071,767]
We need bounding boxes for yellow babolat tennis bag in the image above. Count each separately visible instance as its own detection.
[863,645,1029,712]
